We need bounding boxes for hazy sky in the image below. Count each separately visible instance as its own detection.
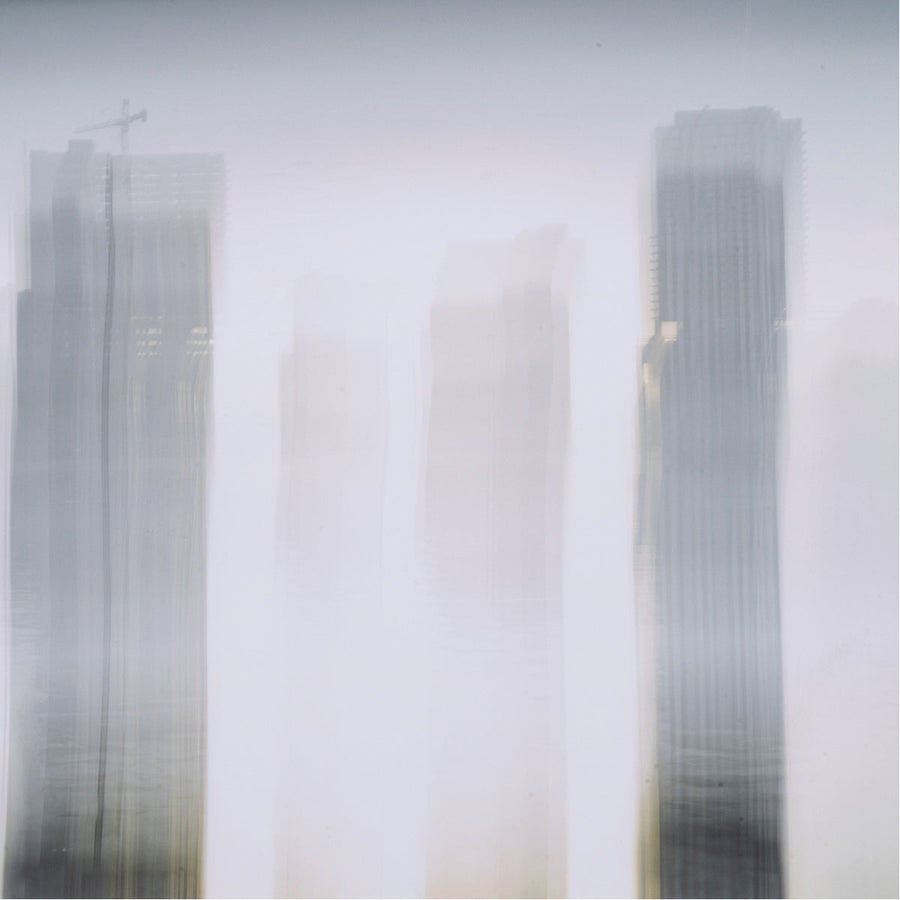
[0,1,895,897]
[0,0,895,307]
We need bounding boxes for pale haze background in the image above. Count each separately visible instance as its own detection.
[0,1,895,897]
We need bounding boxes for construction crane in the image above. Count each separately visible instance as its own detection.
[76,99,147,152]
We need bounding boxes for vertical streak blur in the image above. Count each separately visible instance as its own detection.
[275,281,390,897]
[422,226,576,898]
[3,141,222,898]
[635,109,801,898]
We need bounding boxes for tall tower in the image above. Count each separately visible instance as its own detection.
[4,140,222,898]
[635,109,801,898]
[274,281,390,898]
[422,226,576,898]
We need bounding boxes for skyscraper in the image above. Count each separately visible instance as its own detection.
[423,226,576,898]
[4,140,222,898]
[635,109,801,898]
[274,282,390,898]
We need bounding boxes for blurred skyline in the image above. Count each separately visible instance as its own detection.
[0,1,896,898]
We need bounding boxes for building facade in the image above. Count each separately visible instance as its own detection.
[423,226,576,898]
[274,283,390,898]
[635,109,801,898]
[4,140,222,898]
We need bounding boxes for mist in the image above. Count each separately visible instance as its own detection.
[0,1,895,898]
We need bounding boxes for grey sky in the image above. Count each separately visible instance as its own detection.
[0,1,895,310]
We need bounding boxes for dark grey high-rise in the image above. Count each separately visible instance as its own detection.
[635,109,801,898]
[4,140,222,899]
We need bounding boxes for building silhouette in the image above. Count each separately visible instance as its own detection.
[635,109,801,898]
[274,282,390,898]
[423,226,576,898]
[4,140,222,898]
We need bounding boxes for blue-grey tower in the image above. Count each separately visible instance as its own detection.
[4,140,222,899]
[636,108,801,898]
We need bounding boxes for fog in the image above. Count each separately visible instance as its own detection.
[0,1,895,897]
